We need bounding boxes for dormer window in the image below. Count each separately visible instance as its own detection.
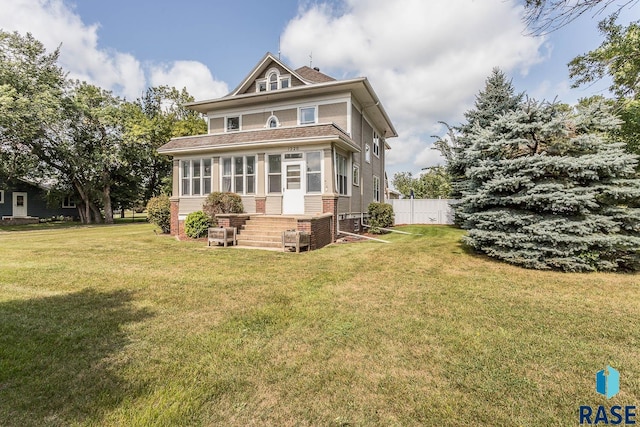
[256,69,291,92]
[269,72,278,91]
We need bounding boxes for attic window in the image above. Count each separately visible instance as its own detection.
[256,69,291,92]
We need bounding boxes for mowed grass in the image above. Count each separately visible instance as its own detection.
[0,224,638,426]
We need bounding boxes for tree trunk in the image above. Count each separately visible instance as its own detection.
[73,180,92,224]
[103,182,114,224]
[90,202,103,224]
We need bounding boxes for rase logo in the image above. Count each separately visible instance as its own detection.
[597,366,620,399]
[579,366,637,425]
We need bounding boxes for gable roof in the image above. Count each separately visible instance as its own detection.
[229,52,313,96]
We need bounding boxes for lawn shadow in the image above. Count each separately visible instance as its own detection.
[0,289,152,426]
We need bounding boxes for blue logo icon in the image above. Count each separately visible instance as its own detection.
[596,366,620,399]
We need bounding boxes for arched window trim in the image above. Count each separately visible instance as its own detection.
[266,114,280,128]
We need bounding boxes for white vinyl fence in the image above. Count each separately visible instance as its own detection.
[389,199,460,225]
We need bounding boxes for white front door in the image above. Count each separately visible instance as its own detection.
[282,161,305,214]
[12,192,28,217]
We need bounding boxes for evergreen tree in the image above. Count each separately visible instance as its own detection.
[459,98,640,272]
[433,68,523,199]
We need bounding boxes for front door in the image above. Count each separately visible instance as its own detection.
[282,161,305,214]
[12,192,28,217]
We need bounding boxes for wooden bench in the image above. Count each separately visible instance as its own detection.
[208,227,237,247]
[282,230,310,253]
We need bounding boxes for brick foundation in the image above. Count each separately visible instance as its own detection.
[322,196,338,243]
[170,198,179,236]
[216,214,251,230]
[296,213,333,250]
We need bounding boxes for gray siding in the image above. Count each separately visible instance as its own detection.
[241,196,256,213]
[304,195,322,214]
[266,196,282,214]
[179,197,206,216]
[210,117,224,133]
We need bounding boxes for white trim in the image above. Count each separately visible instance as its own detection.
[298,105,317,125]
[179,157,214,197]
[219,155,256,195]
[224,115,241,132]
[206,95,351,120]
[352,164,360,187]
[373,175,380,202]
[266,114,280,128]
[365,144,371,163]
[373,131,380,158]
[62,196,76,208]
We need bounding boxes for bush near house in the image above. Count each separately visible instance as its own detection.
[146,195,171,233]
[202,192,244,225]
[184,211,211,239]
[367,202,394,234]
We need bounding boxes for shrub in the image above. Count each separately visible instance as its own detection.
[368,202,394,234]
[146,195,171,233]
[203,192,244,224]
[184,211,211,239]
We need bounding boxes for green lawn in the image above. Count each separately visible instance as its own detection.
[0,223,638,426]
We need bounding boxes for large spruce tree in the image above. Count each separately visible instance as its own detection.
[434,68,523,198]
[459,98,640,272]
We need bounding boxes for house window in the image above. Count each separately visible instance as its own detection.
[181,159,213,196]
[226,116,240,132]
[268,154,282,193]
[335,153,348,195]
[306,151,322,193]
[0,190,4,204]
[352,164,360,186]
[373,132,380,157]
[300,106,316,125]
[221,156,255,195]
[257,70,291,92]
[365,144,371,163]
[181,160,190,195]
[62,195,75,208]
[266,115,279,128]
[269,72,278,91]
[373,175,380,202]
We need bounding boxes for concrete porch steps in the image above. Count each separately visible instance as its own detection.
[236,216,298,248]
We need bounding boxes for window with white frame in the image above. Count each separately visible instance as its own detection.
[268,154,282,193]
[226,116,240,132]
[306,151,322,193]
[373,132,380,157]
[0,190,4,204]
[365,144,371,163]
[373,175,380,202]
[266,115,279,128]
[335,153,348,195]
[222,156,255,195]
[181,158,213,196]
[352,164,360,186]
[62,195,75,208]
[256,69,291,92]
[299,106,317,125]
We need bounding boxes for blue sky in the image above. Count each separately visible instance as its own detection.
[2,0,638,179]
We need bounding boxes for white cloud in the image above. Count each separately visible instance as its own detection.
[0,0,226,100]
[281,0,547,173]
[149,61,229,100]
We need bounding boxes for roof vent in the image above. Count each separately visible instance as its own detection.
[313,67,320,72]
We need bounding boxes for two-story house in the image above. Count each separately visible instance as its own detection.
[159,53,397,249]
